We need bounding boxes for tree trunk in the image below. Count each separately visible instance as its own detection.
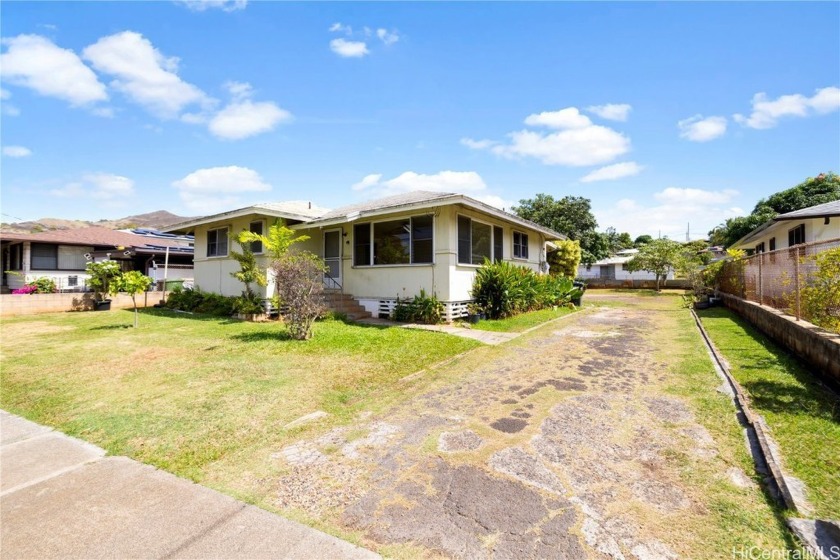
[656,274,662,292]
[132,295,138,328]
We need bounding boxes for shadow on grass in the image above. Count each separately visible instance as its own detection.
[135,307,242,325]
[89,324,131,330]
[696,307,840,424]
[230,331,292,342]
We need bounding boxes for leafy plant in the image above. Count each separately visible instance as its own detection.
[547,239,581,277]
[232,293,265,315]
[472,260,578,319]
[393,289,444,324]
[12,276,57,294]
[230,230,267,299]
[86,260,122,300]
[164,287,237,317]
[272,252,326,340]
[116,271,153,328]
[801,247,840,333]
[624,238,683,291]
[238,220,310,301]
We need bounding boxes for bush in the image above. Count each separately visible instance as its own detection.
[472,260,580,319]
[801,247,840,333]
[86,261,122,300]
[232,293,265,315]
[272,253,327,340]
[393,289,444,324]
[164,287,236,317]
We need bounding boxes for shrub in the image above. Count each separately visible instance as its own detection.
[86,261,122,300]
[472,260,579,319]
[232,293,265,315]
[801,247,840,333]
[548,239,582,277]
[393,289,444,324]
[164,287,236,317]
[272,253,327,340]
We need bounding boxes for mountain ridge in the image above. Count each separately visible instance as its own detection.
[0,210,194,235]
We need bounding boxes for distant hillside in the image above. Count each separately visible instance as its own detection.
[0,210,193,235]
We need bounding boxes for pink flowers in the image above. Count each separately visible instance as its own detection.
[12,285,38,295]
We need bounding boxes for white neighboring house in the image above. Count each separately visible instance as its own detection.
[576,249,675,281]
[730,200,840,253]
[164,190,565,320]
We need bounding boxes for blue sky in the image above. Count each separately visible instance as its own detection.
[1,1,838,239]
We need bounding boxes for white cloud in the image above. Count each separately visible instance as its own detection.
[330,38,369,58]
[207,81,291,140]
[678,115,728,142]
[0,88,10,100]
[595,187,745,240]
[1,89,20,116]
[579,161,644,183]
[0,34,107,106]
[329,22,352,34]
[172,165,271,212]
[733,86,840,129]
[2,145,32,158]
[524,107,592,129]
[83,31,211,119]
[176,0,247,12]
[465,106,631,166]
[376,28,399,46]
[350,170,513,210]
[585,103,632,122]
[50,172,135,200]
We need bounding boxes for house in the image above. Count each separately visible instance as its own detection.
[576,249,675,282]
[730,200,840,253]
[0,226,194,292]
[163,191,564,320]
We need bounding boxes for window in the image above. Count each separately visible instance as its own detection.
[31,243,57,269]
[58,246,90,270]
[788,224,805,247]
[248,221,264,253]
[9,244,22,270]
[769,237,776,251]
[493,226,503,262]
[207,227,229,257]
[457,216,493,265]
[354,215,434,266]
[755,242,765,254]
[513,231,529,259]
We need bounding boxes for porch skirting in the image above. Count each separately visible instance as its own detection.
[358,298,472,322]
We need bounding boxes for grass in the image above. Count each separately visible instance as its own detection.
[0,308,479,483]
[697,306,840,520]
[468,305,577,332]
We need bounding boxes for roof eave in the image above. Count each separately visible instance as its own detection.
[730,219,775,248]
[162,207,316,233]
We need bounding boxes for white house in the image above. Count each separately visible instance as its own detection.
[576,249,675,281]
[731,200,840,253]
[164,191,565,320]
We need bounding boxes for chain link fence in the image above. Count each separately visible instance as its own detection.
[717,237,840,332]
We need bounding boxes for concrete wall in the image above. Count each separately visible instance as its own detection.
[577,265,669,281]
[582,279,689,289]
[720,293,840,387]
[1,291,164,316]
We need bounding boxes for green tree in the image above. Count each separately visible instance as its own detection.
[709,172,840,247]
[86,260,122,301]
[115,270,152,328]
[547,239,582,277]
[230,231,267,299]
[514,194,608,265]
[625,238,683,291]
[634,234,653,247]
[237,220,310,302]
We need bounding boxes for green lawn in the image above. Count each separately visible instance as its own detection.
[468,306,577,332]
[0,309,479,481]
[697,307,840,519]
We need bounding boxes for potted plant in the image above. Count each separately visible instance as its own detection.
[466,302,482,324]
[85,260,122,311]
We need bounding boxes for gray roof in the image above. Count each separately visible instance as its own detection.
[776,199,840,220]
[314,191,458,220]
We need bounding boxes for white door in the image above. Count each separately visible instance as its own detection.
[324,229,341,289]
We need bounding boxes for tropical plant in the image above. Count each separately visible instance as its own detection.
[271,252,326,340]
[164,287,237,316]
[471,260,579,319]
[547,239,582,277]
[625,238,683,291]
[230,230,267,299]
[238,220,310,301]
[801,247,840,333]
[85,260,122,300]
[116,271,152,328]
[393,289,444,324]
[232,293,265,315]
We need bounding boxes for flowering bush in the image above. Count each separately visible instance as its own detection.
[11,285,38,295]
[11,277,56,294]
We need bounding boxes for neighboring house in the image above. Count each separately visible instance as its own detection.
[164,190,564,319]
[730,200,840,253]
[0,227,194,292]
[576,249,675,281]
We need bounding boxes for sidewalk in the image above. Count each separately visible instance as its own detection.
[0,410,379,559]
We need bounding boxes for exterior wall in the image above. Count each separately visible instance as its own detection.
[3,241,94,291]
[736,216,840,252]
[0,291,164,316]
[577,263,672,281]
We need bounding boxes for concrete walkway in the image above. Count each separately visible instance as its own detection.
[0,410,379,560]
[356,317,519,345]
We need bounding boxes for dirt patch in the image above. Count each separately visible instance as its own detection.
[438,430,484,452]
[489,447,566,495]
[490,417,528,433]
[644,396,694,423]
[0,321,75,341]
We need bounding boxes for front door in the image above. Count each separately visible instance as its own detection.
[324,229,342,289]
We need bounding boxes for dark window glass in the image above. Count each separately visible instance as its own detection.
[207,228,228,257]
[769,237,776,251]
[249,221,263,253]
[493,226,503,262]
[354,223,371,266]
[513,231,529,259]
[788,224,805,246]
[31,243,57,269]
[411,215,434,264]
[471,221,491,265]
[374,219,410,265]
[10,244,22,270]
[458,216,471,264]
[755,242,765,254]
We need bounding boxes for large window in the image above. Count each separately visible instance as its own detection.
[248,221,264,253]
[493,226,503,262]
[513,231,529,259]
[354,215,434,266]
[457,216,493,265]
[788,224,805,247]
[755,242,765,254]
[31,243,58,269]
[207,227,229,257]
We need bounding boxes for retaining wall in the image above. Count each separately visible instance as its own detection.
[0,292,165,317]
[720,293,840,387]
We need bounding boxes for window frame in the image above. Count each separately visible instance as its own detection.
[755,242,765,254]
[788,224,805,247]
[206,226,230,258]
[248,220,264,254]
[30,243,58,270]
[457,214,502,267]
[352,214,435,267]
[512,230,529,260]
